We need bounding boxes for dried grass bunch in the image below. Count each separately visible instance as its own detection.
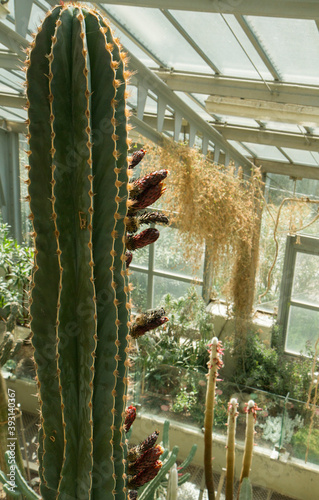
[139,141,264,316]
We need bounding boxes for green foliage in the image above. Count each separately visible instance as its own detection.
[226,325,314,401]
[135,287,213,376]
[0,221,33,327]
[132,288,213,427]
[291,426,319,464]
[172,387,198,414]
[213,395,228,427]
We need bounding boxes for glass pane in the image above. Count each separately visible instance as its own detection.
[172,11,272,79]
[285,305,319,354]
[153,276,201,307]
[242,143,287,161]
[111,27,158,67]
[292,253,319,306]
[174,92,213,121]
[154,226,204,277]
[264,122,303,134]
[130,270,148,312]
[227,140,250,157]
[246,17,319,84]
[281,148,319,167]
[103,6,213,73]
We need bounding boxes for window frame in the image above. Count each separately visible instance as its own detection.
[130,224,204,309]
[278,234,319,355]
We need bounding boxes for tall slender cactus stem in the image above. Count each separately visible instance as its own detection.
[204,337,224,500]
[225,398,238,500]
[237,400,260,499]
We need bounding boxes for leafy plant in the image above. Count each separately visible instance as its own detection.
[134,287,213,377]
[172,387,198,414]
[291,426,319,464]
[0,221,33,328]
[225,325,314,402]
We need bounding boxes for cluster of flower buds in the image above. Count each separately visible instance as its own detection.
[227,398,239,417]
[244,400,261,420]
[127,431,163,493]
[125,150,169,270]
[125,151,169,497]
[129,170,168,211]
[130,308,169,339]
[207,337,224,373]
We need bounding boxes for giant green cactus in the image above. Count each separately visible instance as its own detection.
[23,3,167,499]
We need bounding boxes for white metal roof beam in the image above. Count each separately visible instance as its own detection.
[206,96,319,126]
[14,0,33,38]
[155,72,319,108]
[0,22,28,58]
[0,52,21,71]
[256,160,319,181]
[91,1,319,19]
[235,15,281,81]
[0,93,26,108]
[160,9,220,74]
[210,124,319,152]
[126,51,252,170]
[130,115,165,146]
[0,119,26,134]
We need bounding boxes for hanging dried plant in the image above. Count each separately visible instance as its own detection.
[138,140,264,321]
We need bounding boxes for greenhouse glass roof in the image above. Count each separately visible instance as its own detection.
[1,0,319,178]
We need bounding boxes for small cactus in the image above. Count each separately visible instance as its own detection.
[225,398,239,500]
[204,337,224,500]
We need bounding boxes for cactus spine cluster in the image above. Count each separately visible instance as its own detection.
[23,3,168,499]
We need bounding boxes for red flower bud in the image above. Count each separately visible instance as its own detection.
[130,308,169,339]
[128,445,164,475]
[129,148,146,169]
[126,228,159,251]
[128,460,162,489]
[124,405,136,433]
[129,170,168,211]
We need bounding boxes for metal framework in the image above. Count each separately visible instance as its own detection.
[86,1,319,19]
[154,72,319,108]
